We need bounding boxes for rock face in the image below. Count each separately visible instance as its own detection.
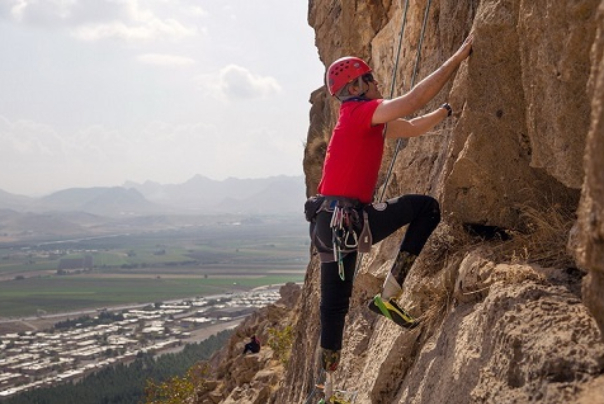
[196,1,604,403]
[194,283,301,404]
[275,0,604,403]
[578,2,604,339]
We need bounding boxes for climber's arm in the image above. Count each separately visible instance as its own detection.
[372,35,473,125]
[384,106,450,139]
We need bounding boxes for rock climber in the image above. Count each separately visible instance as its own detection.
[305,35,473,375]
[243,335,261,354]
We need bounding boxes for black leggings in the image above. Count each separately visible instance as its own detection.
[311,194,440,351]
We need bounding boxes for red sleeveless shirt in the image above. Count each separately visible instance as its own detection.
[317,99,385,203]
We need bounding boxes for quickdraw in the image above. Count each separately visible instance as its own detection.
[329,202,360,281]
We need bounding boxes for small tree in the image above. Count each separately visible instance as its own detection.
[143,362,210,404]
[267,325,294,366]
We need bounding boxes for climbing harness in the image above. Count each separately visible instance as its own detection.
[329,198,372,280]
[305,195,366,280]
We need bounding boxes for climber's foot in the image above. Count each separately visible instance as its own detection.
[368,294,418,329]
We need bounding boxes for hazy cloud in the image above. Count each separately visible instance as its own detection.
[7,0,77,25]
[2,0,199,41]
[71,18,196,42]
[0,1,322,195]
[3,0,121,25]
[0,114,302,195]
[136,53,195,67]
[70,0,198,42]
[0,116,66,157]
[197,64,282,102]
[188,6,207,17]
[0,115,225,193]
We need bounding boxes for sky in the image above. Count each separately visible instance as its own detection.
[0,0,324,196]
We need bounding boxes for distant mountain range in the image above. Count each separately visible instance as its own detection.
[0,175,307,217]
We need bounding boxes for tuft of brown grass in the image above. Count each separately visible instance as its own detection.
[419,220,478,276]
[405,200,576,337]
[409,203,572,333]
[415,274,454,330]
[493,203,576,268]
[410,221,474,330]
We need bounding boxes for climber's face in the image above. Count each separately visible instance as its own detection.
[362,73,382,99]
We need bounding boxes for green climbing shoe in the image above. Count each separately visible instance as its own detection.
[368,294,418,329]
[317,392,354,404]
[329,397,352,404]
[317,396,351,404]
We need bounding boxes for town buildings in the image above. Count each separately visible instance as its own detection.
[0,289,280,398]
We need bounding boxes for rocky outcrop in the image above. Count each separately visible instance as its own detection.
[194,283,301,404]
[279,0,604,403]
[192,1,604,403]
[577,1,604,340]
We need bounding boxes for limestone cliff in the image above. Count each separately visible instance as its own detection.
[195,1,604,403]
[291,0,604,403]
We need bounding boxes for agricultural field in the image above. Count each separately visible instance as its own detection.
[0,215,310,318]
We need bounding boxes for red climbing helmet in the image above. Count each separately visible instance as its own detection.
[326,56,372,96]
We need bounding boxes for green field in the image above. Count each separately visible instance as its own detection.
[0,274,304,317]
[0,218,309,318]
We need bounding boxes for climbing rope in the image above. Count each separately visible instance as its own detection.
[353,0,412,279]
[304,368,325,404]
[387,0,411,101]
[378,0,433,203]
[354,0,432,279]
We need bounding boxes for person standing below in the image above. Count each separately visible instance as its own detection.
[306,36,473,376]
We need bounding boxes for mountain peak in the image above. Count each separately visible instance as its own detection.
[0,176,305,216]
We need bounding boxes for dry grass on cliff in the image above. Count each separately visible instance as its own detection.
[410,202,574,327]
[405,201,576,333]
[418,221,478,275]
[414,274,454,331]
[412,221,477,329]
[493,203,577,269]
